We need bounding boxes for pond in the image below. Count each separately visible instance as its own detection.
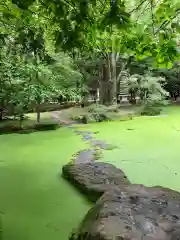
[1,106,180,239]
[77,106,180,191]
[0,128,91,240]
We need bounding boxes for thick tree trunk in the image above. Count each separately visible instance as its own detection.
[100,54,117,105]
[100,54,129,105]
[99,63,111,105]
[111,52,117,104]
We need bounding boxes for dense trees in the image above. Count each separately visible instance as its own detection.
[0,0,83,121]
[1,0,180,119]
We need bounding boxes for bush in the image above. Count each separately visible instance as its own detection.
[34,123,60,131]
[88,104,107,113]
[71,104,133,124]
[141,105,161,116]
[140,93,168,116]
[0,121,60,134]
[81,115,88,124]
[144,94,169,107]
[71,114,88,124]
[106,105,119,113]
[92,113,109,122]
[88,104,111,122]
[0,124,20,134]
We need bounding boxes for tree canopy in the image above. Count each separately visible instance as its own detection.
[1,0,180,114]
[5,0,179,66]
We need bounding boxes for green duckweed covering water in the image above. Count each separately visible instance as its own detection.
[0,128,91,240]
[1,106,180,239]
[76,106,180,191]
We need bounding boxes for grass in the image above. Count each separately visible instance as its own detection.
[0,128,91,240]
[75,105,180,192]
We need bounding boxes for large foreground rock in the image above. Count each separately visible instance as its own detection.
[121,184,180,201]
[62,162,130,202]
[70,186,180,240]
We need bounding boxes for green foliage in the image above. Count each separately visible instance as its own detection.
[88,104,118,113]
[0,119,60,134]
[92,112,109,122]
[141,105,162,116]
[71,104,121,123]
[2,0,180,66]
[128,73,169,101]
[0,18,83,120]
[1,0,180,114]
[34,122,60,131]
[72,114,88,124]
[128,73,169,115]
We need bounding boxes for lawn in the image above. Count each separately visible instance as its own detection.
[76,105,180,191]
[0,128,91,240]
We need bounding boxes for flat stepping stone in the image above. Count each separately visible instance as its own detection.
[62,162,130,202]
[74,130,93,135]
[82,135,93,141]
[73,149,96,164]
[90,140,116,150]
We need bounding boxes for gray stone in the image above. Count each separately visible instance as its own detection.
[73,150,96,164]
[70,185,180,240]
[62,162,130,202]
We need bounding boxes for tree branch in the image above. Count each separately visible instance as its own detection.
[150,0,155,35]
[155,8,180,34]
[129,0,148,14]
[134,1,150,23]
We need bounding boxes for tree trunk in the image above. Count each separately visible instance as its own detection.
[19,115,23,130]
[36,106,41,123]
[100,54,117,105]
[36,101,41,124]
[0,110,3,121]
[111,52,117,104]
[100,54,129,105]
[100,62,111,105]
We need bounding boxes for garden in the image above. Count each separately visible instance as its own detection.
[1,0,180,239]
[1,106,180,239]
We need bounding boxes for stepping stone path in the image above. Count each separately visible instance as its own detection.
[52,111,180,240]
[62,162,131,202]
[52,111,116,162]
[72,149,96,164]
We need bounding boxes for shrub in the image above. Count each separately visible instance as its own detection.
[119,113,134,121]
[81,115,88,124]
[144,93,169,107]
[34,123,60,131]
[71,114,88,123]
[92,113,109,122]
[140,91,169,116]
[0,124,20,134]
[141,105,161,116]
[106,105,119,113]
[88,104,107,113]
[0,121,60,134]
